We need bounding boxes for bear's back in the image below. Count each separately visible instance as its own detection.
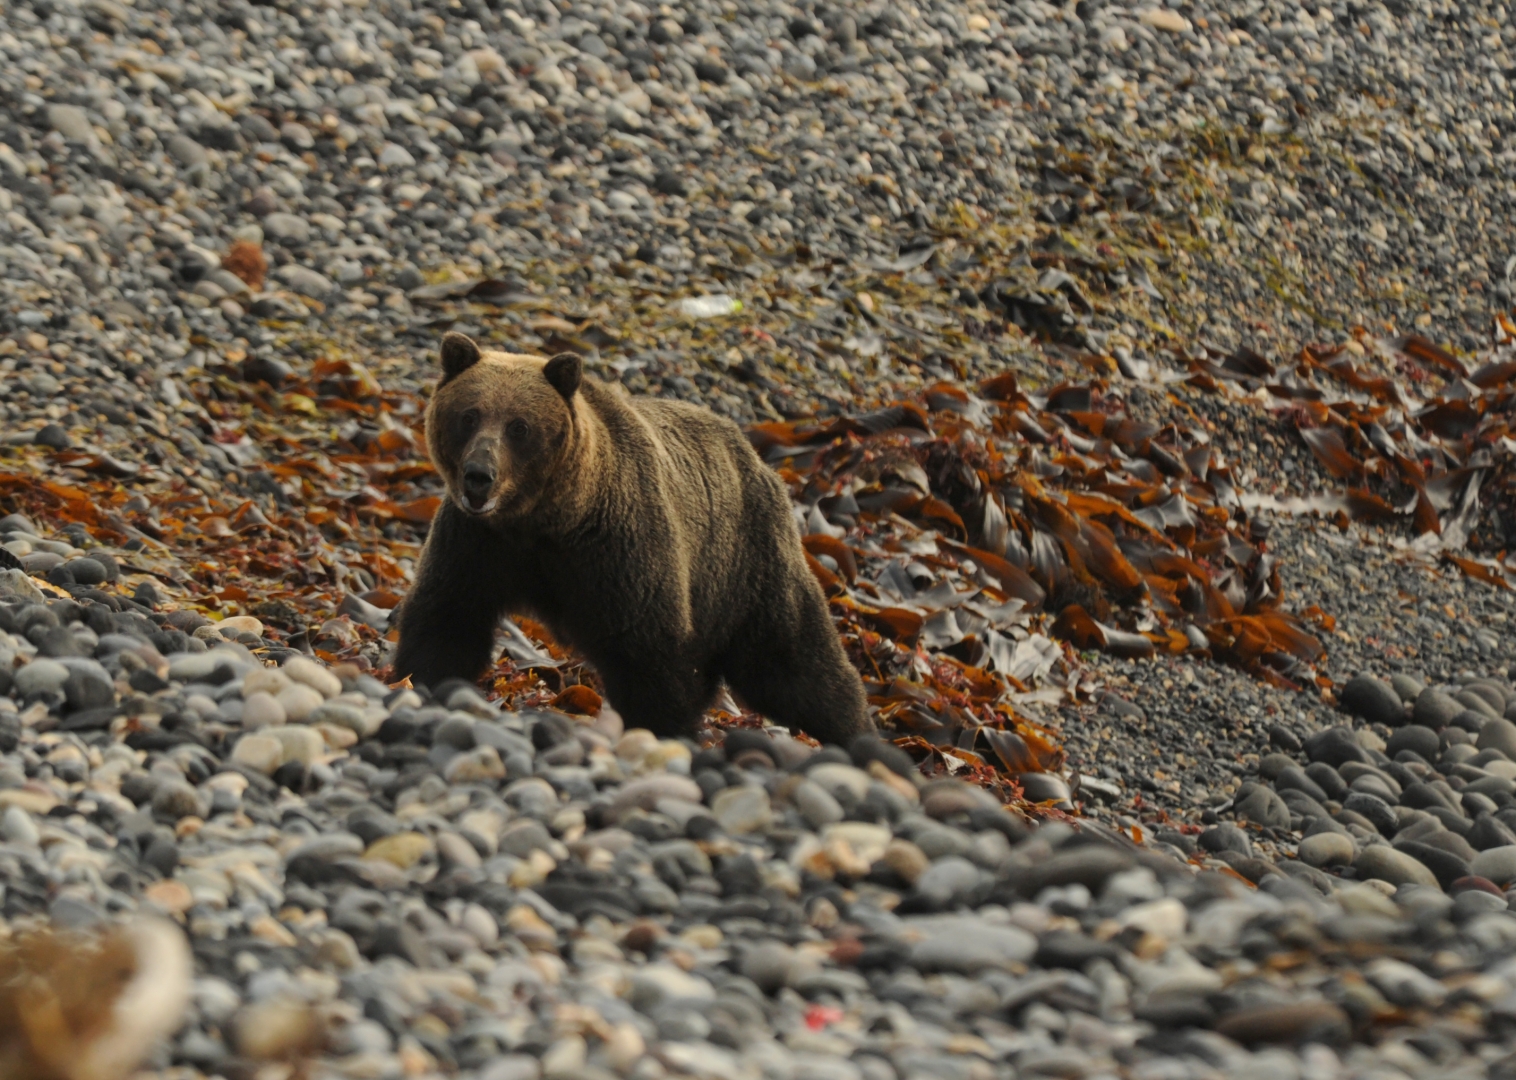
[584,382,799,625]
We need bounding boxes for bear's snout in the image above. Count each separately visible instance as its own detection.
[460,459,498,514]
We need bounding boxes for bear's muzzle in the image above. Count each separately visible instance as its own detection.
[460,460,498,514]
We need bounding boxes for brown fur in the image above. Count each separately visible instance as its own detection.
[392,332,871,745]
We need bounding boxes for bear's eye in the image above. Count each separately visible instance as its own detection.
[460,408,481,432]
[506,418,531,440]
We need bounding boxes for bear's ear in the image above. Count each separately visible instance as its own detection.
[543,353,582,400]
[439,332,481,382]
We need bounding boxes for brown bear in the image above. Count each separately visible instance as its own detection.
[391,332,872,746]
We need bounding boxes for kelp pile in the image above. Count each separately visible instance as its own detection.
[1182,317,1516,589]
[0,352,430,668]
[746,370,1330,801]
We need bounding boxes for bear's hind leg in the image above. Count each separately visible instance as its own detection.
[720,590,870,747]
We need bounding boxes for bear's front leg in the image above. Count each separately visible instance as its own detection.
[392,504,508,690]
[593,646,714,740]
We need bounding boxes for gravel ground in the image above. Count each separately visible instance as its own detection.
[8,0,1516,1077]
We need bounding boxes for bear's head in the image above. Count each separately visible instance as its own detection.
[426,332,585,519]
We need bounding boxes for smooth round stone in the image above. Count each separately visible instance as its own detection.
[627,964,715,1012]
[1298,832,1355,868]
[1452,875,1507,897]
[2,805,39,846]
[436,830,482,869]
[711,785,773,834]
[1298,768,1343,806]
[915,855,981,906]
[269,725,324,766]
[880,838,929,884]
[1354,845,1439,888]
[740,940,796,994]
[365,832,434,869]
[1453,889,1508,921]
[1407,826,1477,861]
[1341,792,1398,837]
[1395,841,1470,890]
[498,820,552,860]
[152,779,207,821]
[1116,897,1188,940]
[1340,674,1407,726]
[1387,725,1440,760]
[477,1057,541,1080]
[379,142,417,167]
[243,667,292,697]
[1278,787,1331,822]
[1451,709,1490,734]
[287,834,365,869]
[1304,727,1369,768]
[217,615,264,638]
[62,558,107,586]
[1348,772,1399,802]
[1469,814,1516,852]
[462,903,499,947]
[612,774,703,815]
[1467,679,1511,706]
[806,762,871,802]
[1471,845,1516,886]
[790,778,844,828]
[310,701,372,735]
[1259,753,1296,781]
[1026,845,1135,894]
[284,656,341,698]
[444,746,507,783]
[1390,673,1425,701]
[21,551,63,574]
[231,734,284,774]
[1235,785,1291,829]
[1458,690,1502,720]
[1199,823,1251,855]
[261,212,310,245]
[1134,993,1216,1029]
[276,683,324,722]
[1477,719,1516,759]
[15,658,68,696]
[915,824,973,861]
[166,652,227,683]
[1017,772,1072,806]
[241,691,286,729]
[908,918,1036,973]
[1030,928,1115,970]
[1415,688,1465,728]
[922,779,1001,818]
[1214,1003,1351,1046]
[61,659,114,709]
[434,714,477,749]
[1273,765,1328,803]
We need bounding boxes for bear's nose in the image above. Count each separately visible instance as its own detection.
[461,462,495,499]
